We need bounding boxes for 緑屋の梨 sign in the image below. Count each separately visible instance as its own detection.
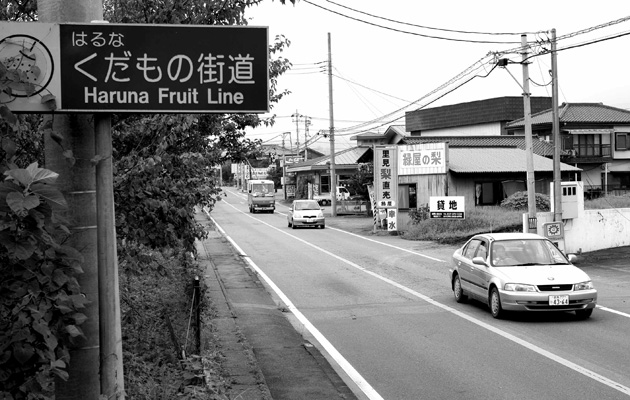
[0,22,268,113]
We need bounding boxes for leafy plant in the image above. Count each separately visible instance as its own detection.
[500,190,550,211]
[0,163,86,399]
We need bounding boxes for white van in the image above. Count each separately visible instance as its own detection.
[247,179,276,213]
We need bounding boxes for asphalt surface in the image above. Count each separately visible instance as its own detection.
[194,199,625,400]
[195,207,362,400]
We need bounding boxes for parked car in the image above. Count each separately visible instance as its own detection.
[287,200,325,229]
[313,186,350,206]
[449,232,597,319]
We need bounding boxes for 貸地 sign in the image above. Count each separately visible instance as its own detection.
[0,22,268,113]
[429,196,465,219]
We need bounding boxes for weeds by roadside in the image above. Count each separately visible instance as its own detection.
[403,194,630,245]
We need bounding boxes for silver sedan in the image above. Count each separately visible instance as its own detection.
[449,232,597,319]
[287,200,325,229]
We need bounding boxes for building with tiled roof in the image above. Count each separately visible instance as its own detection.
[506,103,630,194]
[406,96,552,135]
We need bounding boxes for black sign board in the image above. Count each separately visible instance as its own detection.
[0,22,269,113]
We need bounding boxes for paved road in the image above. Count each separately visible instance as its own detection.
[216,187,630,400]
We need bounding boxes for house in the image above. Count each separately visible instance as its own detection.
[405,96,553,137]
[285,126,406,198]
[506,102,630,197]
[400,136,580,208]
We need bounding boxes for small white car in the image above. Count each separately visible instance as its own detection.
[287,200,325,229]
[449,232,597,319]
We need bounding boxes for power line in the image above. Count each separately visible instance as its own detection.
[302,0,522,44]
[321,0,541,36]
[331,70,411,103]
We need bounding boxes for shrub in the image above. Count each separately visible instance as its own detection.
[408,204,430,224]
[500,191,550,211]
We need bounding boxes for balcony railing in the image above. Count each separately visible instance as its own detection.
[584,184,630,200]
[570,144,611,157]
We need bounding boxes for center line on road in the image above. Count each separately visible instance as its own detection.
[214,199,630,397]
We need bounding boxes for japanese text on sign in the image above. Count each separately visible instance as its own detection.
[398,143,447,175]
[59,24,268,112]
[375,146,398,209]
[429,196,465,219]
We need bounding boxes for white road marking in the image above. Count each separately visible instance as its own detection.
[214,197,630,397]
[597,305,630,318]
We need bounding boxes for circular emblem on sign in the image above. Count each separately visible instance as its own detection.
[0,34,54,97]
[548,224,560,236]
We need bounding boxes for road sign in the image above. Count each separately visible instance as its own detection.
[0,22,268,113]
[543,221,564,240]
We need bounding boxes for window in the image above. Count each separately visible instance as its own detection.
[474,181,504,206]
[463,239,481,259]
[575,134,601,156]
[320,175,330,194]
[616,132,629,151]
[398,184,417,209]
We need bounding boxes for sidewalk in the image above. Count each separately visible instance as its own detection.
[194,209,358,400]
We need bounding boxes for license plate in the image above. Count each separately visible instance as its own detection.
[549,295,569,305]
[307,218,314,223]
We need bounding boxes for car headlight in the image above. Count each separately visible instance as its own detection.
[317,211,324,218]
[574,281,593,291]
[504,283,536,292]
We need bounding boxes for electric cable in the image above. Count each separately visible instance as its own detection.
[321,0,541,36]
[301,0,522,44]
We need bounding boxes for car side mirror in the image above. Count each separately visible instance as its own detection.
[472,256,488,266]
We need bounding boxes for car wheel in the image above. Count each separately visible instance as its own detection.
[489,287,504,319]
[575,308,593,319]
[291,220,297,229]
[453,274,467,303]
[287,220,292,228]
[320,224,325,229]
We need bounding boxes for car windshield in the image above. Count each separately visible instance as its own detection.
[491,239,569,267]
[294,201,320,210]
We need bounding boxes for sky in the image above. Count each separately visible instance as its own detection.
[243,0,630,154]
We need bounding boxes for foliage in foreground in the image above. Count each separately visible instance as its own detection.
[0,164,87,399]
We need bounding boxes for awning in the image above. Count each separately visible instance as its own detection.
[565,129,613,135]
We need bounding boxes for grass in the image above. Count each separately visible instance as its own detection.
[403,195,630,245]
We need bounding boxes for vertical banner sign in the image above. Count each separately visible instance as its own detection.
[374,146,398,231]
[387,208,398,231]
[374,146,398,208]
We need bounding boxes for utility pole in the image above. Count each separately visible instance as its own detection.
[551,28,563,222]
[327,32,337,217]
[304,116,311,161]
[292,110,301,157]
[282,132,290,200]
[521,34,537,230]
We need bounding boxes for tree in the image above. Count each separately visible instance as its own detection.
[0,0,297,397]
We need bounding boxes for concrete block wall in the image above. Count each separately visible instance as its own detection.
[529,209,630,254]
